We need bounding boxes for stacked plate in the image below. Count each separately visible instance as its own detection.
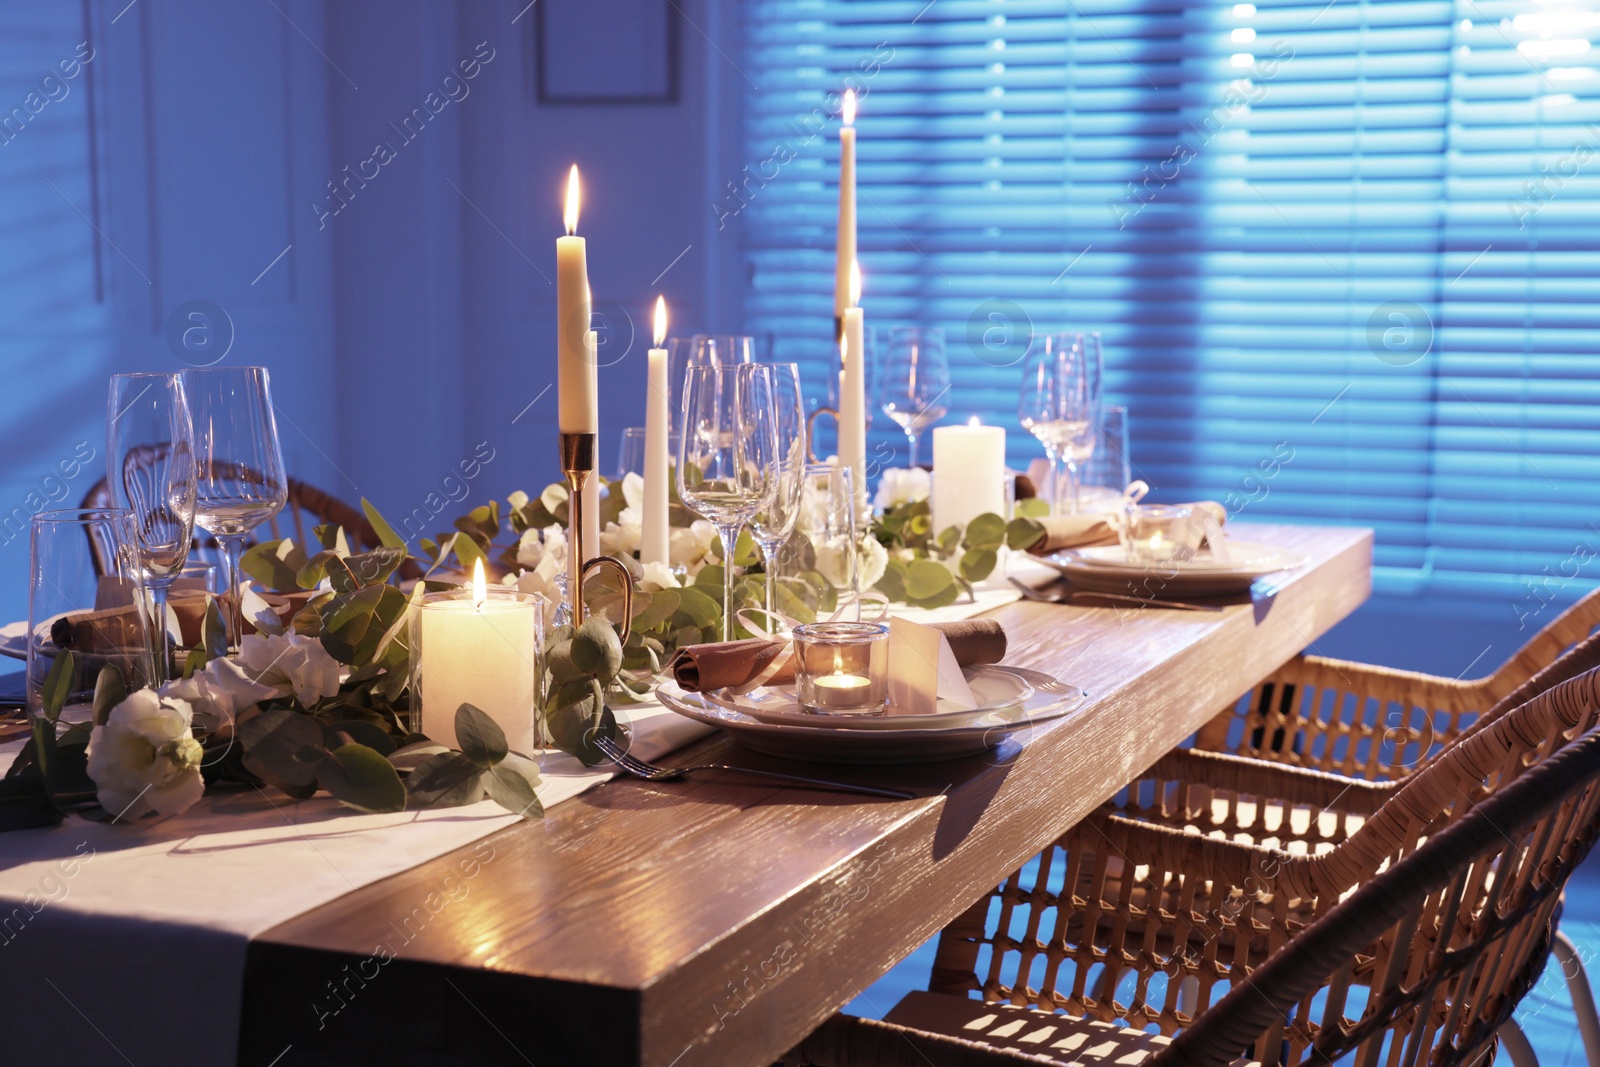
[656,665,1085,764]
[1038,540,1305,597]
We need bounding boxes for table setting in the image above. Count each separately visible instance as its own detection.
[0,95,1328,1067]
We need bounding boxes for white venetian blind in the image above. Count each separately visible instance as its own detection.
[738,0,1600,599]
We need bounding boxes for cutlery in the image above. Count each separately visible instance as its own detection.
[1008,576,1224,613]
[593,733,914,800]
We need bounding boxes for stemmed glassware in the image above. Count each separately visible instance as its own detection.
[1018,332,1103,515]
[748,363,807,632]
[106,373,197,684]
[677,363,780,641]
[182,366,288,652]
[798,463,858,619]
[877,326,949,468]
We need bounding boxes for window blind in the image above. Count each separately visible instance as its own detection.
[738,0,1600,600]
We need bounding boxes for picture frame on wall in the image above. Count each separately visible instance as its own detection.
[535,0,678,104]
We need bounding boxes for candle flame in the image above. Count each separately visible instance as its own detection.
[849,260,861,307]
[653,295,668,347]
[833,648,844,674]
[564,164,581,235]
[968,415,982,428]
[1150,532,1166,549]
[843,88,857,127]
[471,558,487,608]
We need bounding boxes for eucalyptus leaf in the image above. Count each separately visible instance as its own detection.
[483,756,543,819]
[908,582,962,610]
[324,719,397,756]
[362,497,410,551]
[0,774,63,830]
[452,531,488,576]
[959,547,998,583]
[202,597,228,663]
[873,558,907,603]
[455,703,509,768]
[1016,497,1052,519]
[241,539,307,593]
[238,707,327,789]
[632,588,679,630]
[673,586,721,629]
[1006,516,1048,551]
[40,649,73,724]
[904,559,955,601]
[569,614,623,681]
[964,513,1007,552]
[404,751,486,808]
[91,665,126,727]
[545,678,614,766]
[319,743,407,813]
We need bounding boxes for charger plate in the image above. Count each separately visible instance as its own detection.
[702,665,1035,731]
[655,666,1085,764]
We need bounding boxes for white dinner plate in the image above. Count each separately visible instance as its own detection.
[0,620,27,660]
[703,665,1036,731]
[1038,540,1306,597]
[656,667,1085,764]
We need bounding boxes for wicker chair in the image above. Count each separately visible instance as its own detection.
[81,473,406,577]
[786,675,1600,1067]
[1200,585,1600,781]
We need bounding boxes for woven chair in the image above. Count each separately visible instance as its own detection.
[80,473,411,578]
[785,678,1600,1067]
[1198,586,1600,781]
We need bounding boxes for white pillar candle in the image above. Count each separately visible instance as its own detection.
[583,328,601,558]
[642,296,671,566]
[419,562,541,752]
[931,417,1007,536]
[834,89,856,339]
[557,165,597,434]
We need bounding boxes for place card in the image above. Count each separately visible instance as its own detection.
[887,616,975,717]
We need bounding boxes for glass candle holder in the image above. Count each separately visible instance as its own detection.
[792,621,889,716]
[410,586,547,753]
[1120,504,1195,564]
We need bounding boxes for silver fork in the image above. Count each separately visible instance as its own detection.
[1008,576,1224,613]
[592,734,914,800]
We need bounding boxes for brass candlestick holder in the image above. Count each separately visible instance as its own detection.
[560,432,633,642]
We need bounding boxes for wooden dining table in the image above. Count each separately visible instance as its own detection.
[238,522,1372,1067]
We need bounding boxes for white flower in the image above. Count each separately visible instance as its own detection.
[617,472,646,530]
[505,547,565,627]
[857,535,889,590]
[874,467,931,511]
[161,657,280,732]
[236,632,342,708]
[516,524,568,572]
[86,689,205,820]
[670,520,719,575]
[639,560,681,591]
[814,533,888,592]
[600,520,641,559]
[515,528,545,570]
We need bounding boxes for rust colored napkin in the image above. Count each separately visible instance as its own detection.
[62,590,315,652]
[669,618,1008,693]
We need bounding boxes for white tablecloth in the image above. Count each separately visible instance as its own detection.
[0,571,1033,1066]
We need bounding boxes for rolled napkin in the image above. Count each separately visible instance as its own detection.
[669,618,1008,693]
[60,589,316,653]
[1028,500,1230,554]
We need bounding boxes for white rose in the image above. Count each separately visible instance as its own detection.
[515,527,545,570]
[857,535,889,590]
[237,633,342,709]
[161,657,281,732]
[639,560,681,591]
[599,520,641,559]
[873,467,931,511]
[86,689,205,820]
[670,520,719,575]
[505,549,565,627]
[814,534,889,592]
[617,472,646,530]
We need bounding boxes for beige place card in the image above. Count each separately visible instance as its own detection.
[887,616,975,716]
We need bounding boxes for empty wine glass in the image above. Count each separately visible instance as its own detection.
[615,426,647,479]
[677,363,780,641]
[749,363,807,632]
[1018,332,1102,515]
[182,366,288,651]
[798,463,858,618]
[877,326,949,468]
[107,372,197,684]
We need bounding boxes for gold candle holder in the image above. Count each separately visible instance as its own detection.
[560,432,633,642]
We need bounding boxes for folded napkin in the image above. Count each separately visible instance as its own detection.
[62,590,314,653]
[669,618,1008,693]
[1029,500,1229,554]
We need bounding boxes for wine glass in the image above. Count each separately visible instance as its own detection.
[877,326,949,468]
[677,363,780,641]
[107,372,197,684]
[615,426,647,479]
[748,363,807,632]
[182,366,289,651]
[798,463,858,618]
[1018,332,1102,515]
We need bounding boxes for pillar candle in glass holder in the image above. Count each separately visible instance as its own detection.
[556,164,596,434]
[641,296,670,566]
[931,417,1007,536]
[834,89,857,340]
[413,560,545,752]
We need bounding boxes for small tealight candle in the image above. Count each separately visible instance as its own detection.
[793,621,889,716]
[411,560,547,751]
[1121,505,1195,565]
